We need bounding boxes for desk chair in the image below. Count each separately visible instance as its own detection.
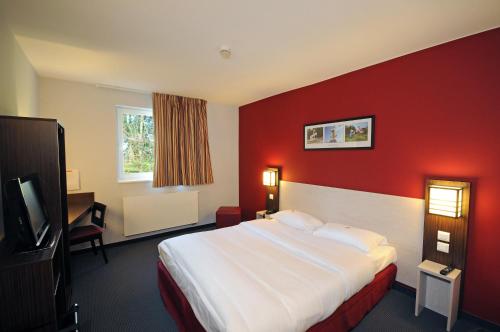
[69,202,108,263]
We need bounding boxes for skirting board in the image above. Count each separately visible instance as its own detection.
[280,180,425,288]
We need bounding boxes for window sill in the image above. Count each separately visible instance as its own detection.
[118,178,153,184]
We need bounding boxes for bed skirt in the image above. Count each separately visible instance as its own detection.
[157,260,397,332]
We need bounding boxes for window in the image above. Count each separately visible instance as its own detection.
[116,106,154,182]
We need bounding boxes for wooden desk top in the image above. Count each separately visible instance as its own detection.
[67,192,94,225]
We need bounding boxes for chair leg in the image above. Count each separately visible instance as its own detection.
[91,240,97,255]
[98,234,108,264]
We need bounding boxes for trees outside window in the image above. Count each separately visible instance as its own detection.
[116,106,154,182]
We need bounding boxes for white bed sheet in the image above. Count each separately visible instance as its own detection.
[158,220,396,332]
[367,245,397,273]
[241,220,376,299]
[243,220,397,276]
[159,225,346,332]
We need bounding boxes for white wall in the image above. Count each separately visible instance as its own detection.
[39,77,239,244]
[0,20,39,117]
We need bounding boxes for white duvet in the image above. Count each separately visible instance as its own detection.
[158,220,394,332]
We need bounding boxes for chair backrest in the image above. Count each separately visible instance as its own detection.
[91,202,107,228]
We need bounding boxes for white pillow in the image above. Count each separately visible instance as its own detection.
[313,223,388,252]
[271,210,324,232]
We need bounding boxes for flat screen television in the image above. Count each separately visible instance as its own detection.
[19,176,50,246]
[5,174,50,249]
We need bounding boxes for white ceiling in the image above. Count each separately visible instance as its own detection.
[2,0,500,106]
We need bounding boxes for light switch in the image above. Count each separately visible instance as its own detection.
[437,230,450,242]
[269,194,274,200]
[437,241,449,253]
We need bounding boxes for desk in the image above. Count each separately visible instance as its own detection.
[67,192,94,225]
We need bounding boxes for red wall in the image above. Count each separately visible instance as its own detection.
[239,28,500,323]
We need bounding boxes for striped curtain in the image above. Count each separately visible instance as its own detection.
[152,93,214,187]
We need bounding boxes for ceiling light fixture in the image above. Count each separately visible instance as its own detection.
[219,46,232,59]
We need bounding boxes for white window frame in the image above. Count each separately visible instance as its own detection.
[116,105,154,183]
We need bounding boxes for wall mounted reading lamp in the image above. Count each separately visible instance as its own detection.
[428,185,463,218]
[262,169,277,187]
[423,179,470,271]
[262,167,280,213]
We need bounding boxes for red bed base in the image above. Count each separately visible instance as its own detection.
[157,260,397,332]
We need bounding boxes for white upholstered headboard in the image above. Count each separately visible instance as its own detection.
[280,180,424,287]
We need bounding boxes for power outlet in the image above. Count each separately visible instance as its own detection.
[437,241,450,253]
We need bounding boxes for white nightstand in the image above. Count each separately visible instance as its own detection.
[415,260,462,331]
[256,210,271,219]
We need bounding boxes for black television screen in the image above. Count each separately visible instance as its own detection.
[18,176,50,246]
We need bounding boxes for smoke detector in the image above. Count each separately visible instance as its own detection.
[219,46,232,59]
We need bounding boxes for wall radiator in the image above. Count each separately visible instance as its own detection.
[123,191,198,236]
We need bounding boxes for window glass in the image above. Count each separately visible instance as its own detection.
[116,106,154,182]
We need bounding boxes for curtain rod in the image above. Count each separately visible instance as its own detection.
[95,83,152,95]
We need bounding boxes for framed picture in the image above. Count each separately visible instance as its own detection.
[304,115,375,150]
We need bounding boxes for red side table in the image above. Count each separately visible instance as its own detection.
[216,206,241,228]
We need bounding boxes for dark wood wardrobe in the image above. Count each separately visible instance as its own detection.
[0,116,72,331]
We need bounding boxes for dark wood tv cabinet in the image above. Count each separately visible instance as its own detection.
[0,116,72,331]
[0,228,68,331]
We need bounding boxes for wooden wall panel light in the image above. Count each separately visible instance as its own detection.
[423,179,471,271]
[263,166,281,213]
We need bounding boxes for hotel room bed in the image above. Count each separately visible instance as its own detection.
[157,219,397,332]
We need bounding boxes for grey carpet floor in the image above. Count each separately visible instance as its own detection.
[71,230,498,332]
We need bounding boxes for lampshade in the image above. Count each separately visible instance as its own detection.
[428,185,463,218]
[262,170,277,186]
